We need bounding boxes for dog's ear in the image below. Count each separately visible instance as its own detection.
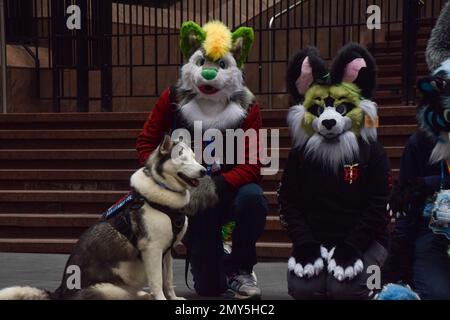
[180,21,206,59]
[159,135,173,155]
[330,43,377,99]
[286,47,328,103]
[231,27,254,68]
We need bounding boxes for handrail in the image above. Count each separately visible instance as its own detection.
[268,0,308,109]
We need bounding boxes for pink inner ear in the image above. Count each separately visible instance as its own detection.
[342,58,367,83]
[295,57,313,95]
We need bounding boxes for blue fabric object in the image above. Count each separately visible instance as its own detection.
[377,284,420,300]
[103,193,134,219]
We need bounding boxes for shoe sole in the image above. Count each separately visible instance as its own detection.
[224,289,262,300]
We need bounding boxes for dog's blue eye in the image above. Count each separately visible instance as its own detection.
[219,60,227,69]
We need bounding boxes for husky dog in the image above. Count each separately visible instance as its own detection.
[0,136,206,300]
[286,44,378,173]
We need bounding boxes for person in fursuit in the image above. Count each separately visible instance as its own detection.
[278,43,391,300]
[136,20,268,299]
[384,1,450,300]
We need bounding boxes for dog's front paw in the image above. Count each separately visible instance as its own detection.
[151,292,167,300]
[169,296,186,300]
[327,246,364,281]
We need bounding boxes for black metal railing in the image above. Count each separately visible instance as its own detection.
[3,0,449,112]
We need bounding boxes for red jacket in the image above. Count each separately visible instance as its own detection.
[136,87,263,189]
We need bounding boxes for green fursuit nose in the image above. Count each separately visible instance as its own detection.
[201,68,218,80]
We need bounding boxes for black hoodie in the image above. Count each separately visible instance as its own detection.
[278,139,391,253]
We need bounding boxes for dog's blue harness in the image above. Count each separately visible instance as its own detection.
[102,190,186,257]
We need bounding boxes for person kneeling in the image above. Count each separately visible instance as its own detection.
[278,44,390,300]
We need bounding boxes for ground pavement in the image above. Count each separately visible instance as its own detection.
[0,253,291,300]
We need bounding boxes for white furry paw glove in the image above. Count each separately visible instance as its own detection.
[288,243,328,278]
[327,243,364,282]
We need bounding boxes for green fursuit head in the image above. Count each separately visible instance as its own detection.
[286,43,379,172]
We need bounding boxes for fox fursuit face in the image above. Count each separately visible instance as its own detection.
[177,49,254,130]
[176,21,256,131]
[0,136,206,300]
[418,60,450,163]
[287,44,378,172]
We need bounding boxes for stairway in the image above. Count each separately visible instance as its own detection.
[0,104,418,259]
[0,19,432,259]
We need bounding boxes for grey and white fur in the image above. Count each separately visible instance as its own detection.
[426,1,450,72]
[0,136,206,300]
[176,49,255,131]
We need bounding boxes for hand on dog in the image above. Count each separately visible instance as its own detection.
[181,176,219,216]
[288,243,328,278]
[327,243,364,281]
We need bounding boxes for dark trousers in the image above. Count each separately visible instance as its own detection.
[413,222,450,300]
[184,183,268,296]
[287,241,388,300]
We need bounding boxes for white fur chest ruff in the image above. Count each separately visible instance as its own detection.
[179,98,246,130]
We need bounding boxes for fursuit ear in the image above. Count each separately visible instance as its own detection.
[180,21,206,59]
[159,135,174,155]
[231,27,254,68]
[286,47,328,103]
[330,43,377,99]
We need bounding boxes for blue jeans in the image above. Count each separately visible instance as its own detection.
[413,221,450,300]
[184,183,268,296]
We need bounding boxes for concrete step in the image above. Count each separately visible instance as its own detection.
[0,189,278,215]
[0,212,287,242]
[0,106,418,132]
[0,124,416,150]
[0,169,132,191]
[0,238,291,259]
[0,149,139,169]
[0,143,405,169]
[0,213,100,227]
[0,112,148,130]
[0,129,141,149]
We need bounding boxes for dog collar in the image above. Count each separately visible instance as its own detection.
[143,167,186,195]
